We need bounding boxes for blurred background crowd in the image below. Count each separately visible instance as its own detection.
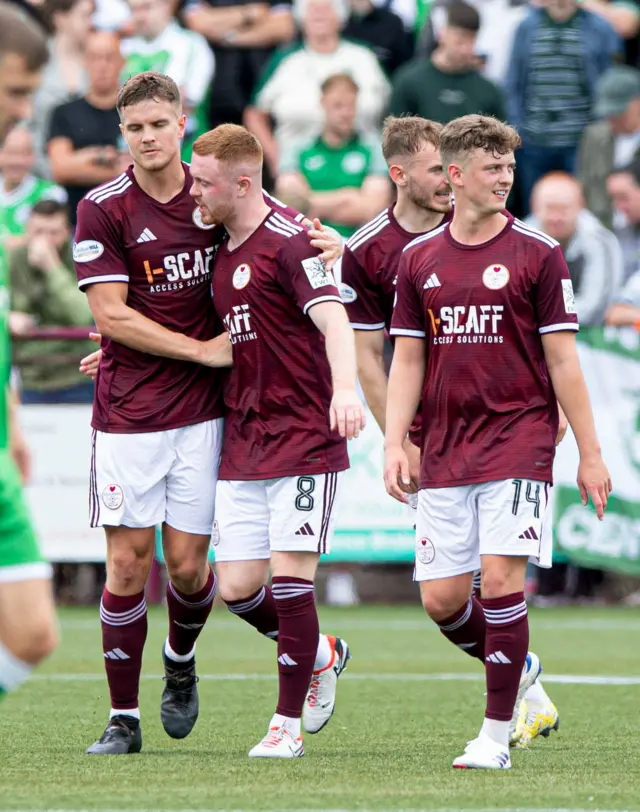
[2,0,640,604]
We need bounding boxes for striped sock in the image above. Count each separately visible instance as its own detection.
[167,567,217,658]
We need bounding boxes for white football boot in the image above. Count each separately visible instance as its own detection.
[303,635,350,734]
[453,733,511,770]
[509,652,543,743]
[248,724,304,759]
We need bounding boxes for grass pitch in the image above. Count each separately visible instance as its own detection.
[1,604,639,811]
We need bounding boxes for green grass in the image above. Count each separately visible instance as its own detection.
[1,604,640,811]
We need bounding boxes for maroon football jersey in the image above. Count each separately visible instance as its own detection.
[212,208,349,481]
[340,205,450,445]
[390,214,579,489]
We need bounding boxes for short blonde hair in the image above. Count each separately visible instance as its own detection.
[192,124,263,167]
[382,116,442,163]
[440,115,521,170]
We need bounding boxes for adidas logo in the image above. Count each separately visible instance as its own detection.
[486,650,512,664]
[278,653,298,666]
[295,522,314,536]
[423,273,441,289]
[136,228,157,243]
[519,526,539,540]
[104,648,130,660]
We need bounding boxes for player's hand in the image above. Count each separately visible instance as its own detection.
[197,332,233,368]
[402,438,420,493]
[577,453,612,521]
[556,404,568,446]
[79,332,102,380]
[306,219,343,271]
[384,444,410,503]
[330,388,365,439]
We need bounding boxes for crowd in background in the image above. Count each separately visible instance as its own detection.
[1,0,640,600]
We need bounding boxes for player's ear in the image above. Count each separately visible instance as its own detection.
[447,163,463,187]
[389,164,405,187]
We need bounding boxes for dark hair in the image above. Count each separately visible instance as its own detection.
[41,0,92,33]
[0,2,49,71]
[611,157,640,186]
[321,73,359,95]
[31,199,69,219]
[382,115,442,163]
[446,0,480,33]
[440,114,521,169]
[117,71,181,114]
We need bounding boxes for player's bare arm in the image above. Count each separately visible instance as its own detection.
[308,301,365,440]
[86,282,232,367]
[383,336,425,503]
[355,328,387,430]
[541,330,612,519]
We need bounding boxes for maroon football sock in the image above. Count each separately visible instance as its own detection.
[100,588,147,714]
[166,566,217,657]
[436,596,486,662]
[472,570,482,599]
[226,585,279,639]
[272,576,318,719]
[482,591,529,721]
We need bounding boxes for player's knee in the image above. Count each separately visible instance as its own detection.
[9,616,59,665]
[218,576,260,604]
[421,588,467,623]
[481,569,511,599]
[108,550,148,593]
[166,558,204,593]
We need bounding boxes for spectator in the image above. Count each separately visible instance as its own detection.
[578,66,640,229]
[506,0,619,215]
[47,31,125,226]
[30,0,94,178]
[342,0,411,76]
[0,125,67,251]
[183,0,295,130]
[581,0,640,69]
[388,1,505,123]
[244,0,389,177]
[9,199,96,404]
[416,0,530,87]
[606,267,640,327]
[527,172,623,326]
[276,73,390,237]
[607,159,640,284]
[121,0,215,159]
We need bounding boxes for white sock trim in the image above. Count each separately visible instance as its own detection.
[0,640,32,692]
[164,638,195,663]
[313,633,333,672]
[110,707,140,720]
[480,717,510,749]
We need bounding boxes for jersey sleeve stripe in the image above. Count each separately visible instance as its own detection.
[512,221,559,249]
[91,179,133,205]
[389,327,426,338]
[347,216,390,252]
[303,294,344,313]
[265,221,298,238]
[271,211,303,233]
[86,173,129,201]
[78,274,130,288]
[538,323,579,334]
[345,209,389,248]
[350,321,386,330]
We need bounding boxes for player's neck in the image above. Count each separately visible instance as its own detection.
[225,198,272,250]
[449,205,508,245]
[393,198,445,234]
[132,155,185,204]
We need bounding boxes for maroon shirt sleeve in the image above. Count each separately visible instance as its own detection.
[275,235,343,314]
[389,253,425,338]
[339,244,387,330]
[74,199,129,290]
[263,190,306,223]
[536,245,580,335]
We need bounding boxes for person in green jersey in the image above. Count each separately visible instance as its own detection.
[275,73,391,238]
[0,125,67,251]
[0,2,58,704]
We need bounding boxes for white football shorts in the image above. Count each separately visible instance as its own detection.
[414,478,552,582]
[213,472,344,562]
[90,419,223,535]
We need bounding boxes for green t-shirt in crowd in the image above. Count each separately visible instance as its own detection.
[281,133,387,238]
[0,175,67,239]
[388,59,506,123]
[0,244,9,451]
